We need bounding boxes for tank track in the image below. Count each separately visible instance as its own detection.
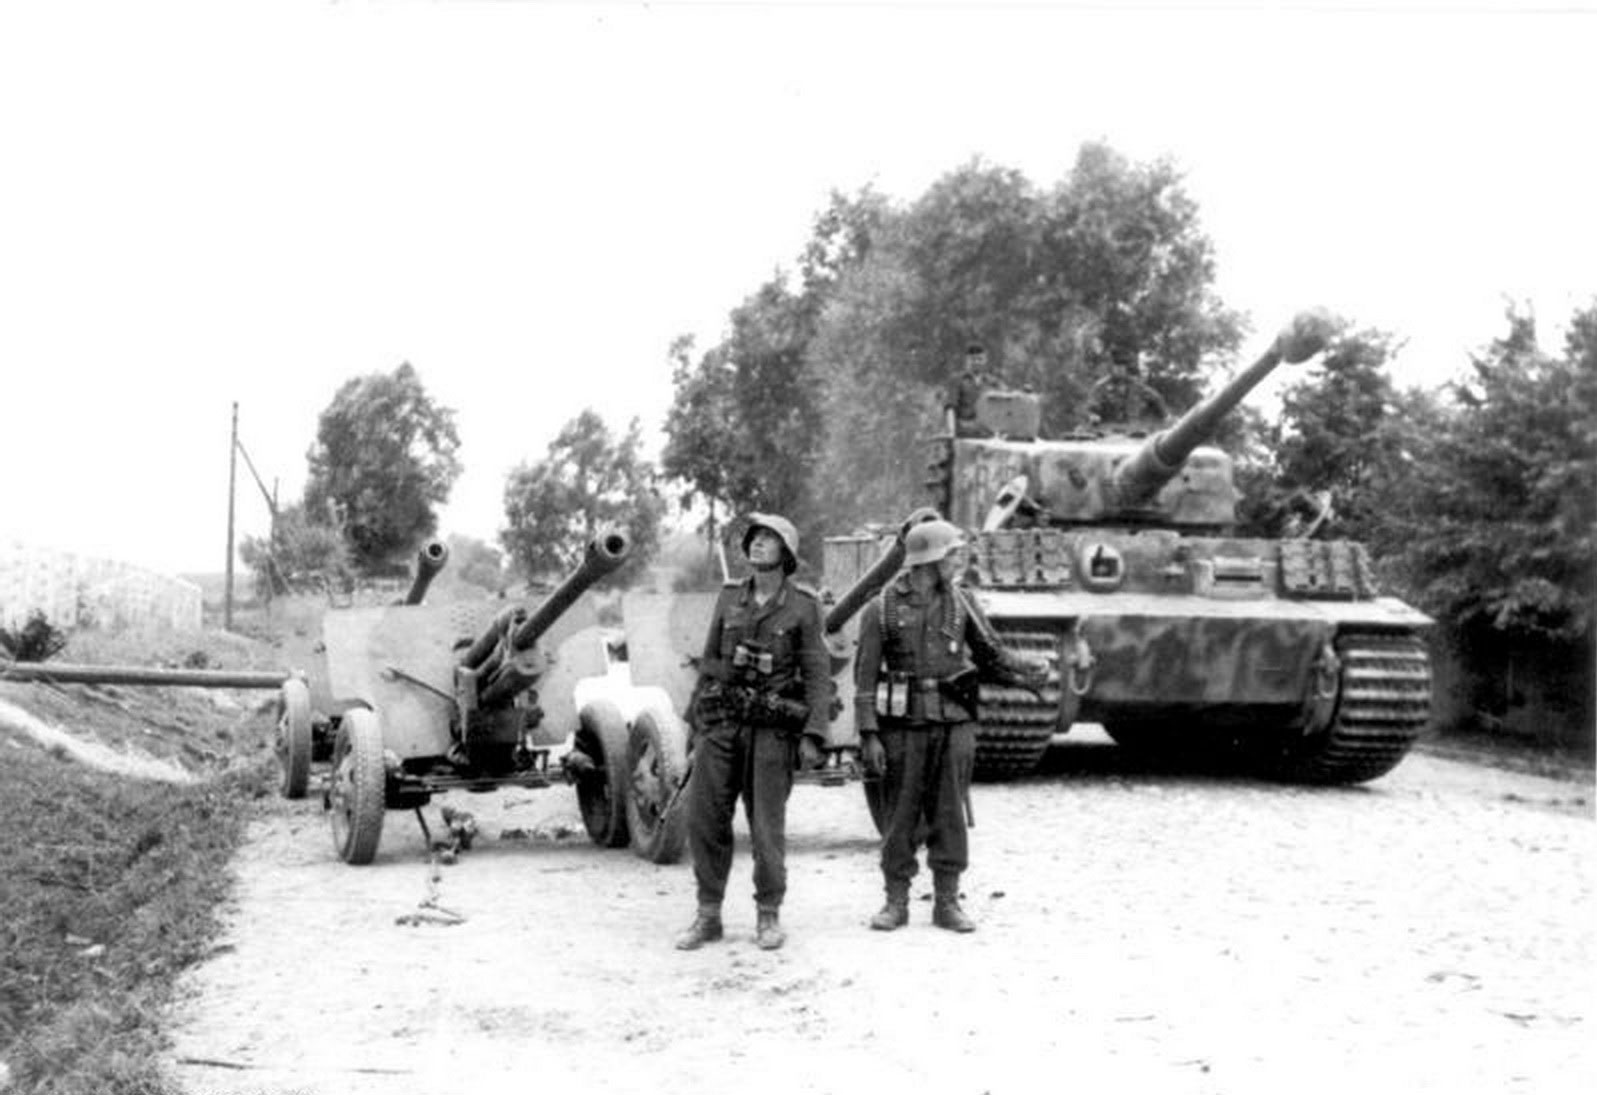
[1273,631,1432,784]
[974,627,1060,780]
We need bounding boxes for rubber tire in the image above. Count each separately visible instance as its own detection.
[327,708,386,865]
[276,678,314,799]
[575,699,631,849]
[624,706,689,864]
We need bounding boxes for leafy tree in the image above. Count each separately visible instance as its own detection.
[1379,304,1597,642]
[661,188,888,549]
[804,147,1243,535]
[1235,323,1407,540]
[444,534,509,596]
[238,503,353,598]
[303,363,462,573]
[501,409,665,588]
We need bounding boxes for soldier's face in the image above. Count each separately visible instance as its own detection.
[747,529,786,570]
[937,551,964,585]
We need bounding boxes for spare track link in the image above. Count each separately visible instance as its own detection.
[973,626,1060,780]
[1277,631,1432,784]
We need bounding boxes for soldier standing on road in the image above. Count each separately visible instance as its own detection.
[854,519,1046,933]
[675,513,830,952]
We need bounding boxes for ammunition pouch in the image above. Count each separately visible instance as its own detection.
[875,670,978,724]
[699,679,809,735]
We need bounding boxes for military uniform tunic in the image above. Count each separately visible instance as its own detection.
[686,575,829,912]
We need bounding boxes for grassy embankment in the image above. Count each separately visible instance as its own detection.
[0,616,291,1095]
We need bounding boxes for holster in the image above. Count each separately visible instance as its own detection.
[939,667,980,714]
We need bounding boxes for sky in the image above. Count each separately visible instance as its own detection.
[1,1,1592,577]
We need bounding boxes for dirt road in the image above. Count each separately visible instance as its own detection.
[165,734,1592,1095]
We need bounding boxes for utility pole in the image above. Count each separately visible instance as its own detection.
[225,402,238,631]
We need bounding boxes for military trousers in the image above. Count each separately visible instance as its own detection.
[685,719,796,911]
[877,721,975,890]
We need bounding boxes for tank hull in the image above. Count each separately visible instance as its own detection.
[961,530,1433,782]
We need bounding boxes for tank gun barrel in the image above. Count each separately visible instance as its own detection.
[402,540,450,605]
[824,508,942,634]
[1113,310,1334,508]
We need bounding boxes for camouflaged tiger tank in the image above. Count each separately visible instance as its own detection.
[897,311,1432,783]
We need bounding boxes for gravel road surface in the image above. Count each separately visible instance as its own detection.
[166,732,1593,1095]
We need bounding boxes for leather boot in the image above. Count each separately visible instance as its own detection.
[755,906,786,951]
[674,906,724,950]
[870,884,910,931]
[932,874,976,933]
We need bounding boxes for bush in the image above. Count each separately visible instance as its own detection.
[0,611,69,662]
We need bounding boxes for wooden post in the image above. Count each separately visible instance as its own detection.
[225,402,238,631]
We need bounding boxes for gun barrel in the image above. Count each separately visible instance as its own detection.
[509,527,632,651]
[402,540,450,605]
[1,660,290,689]
[1113,310,1333,508]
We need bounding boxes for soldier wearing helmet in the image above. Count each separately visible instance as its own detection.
[675,512,830,953]
[853,518,1047,934]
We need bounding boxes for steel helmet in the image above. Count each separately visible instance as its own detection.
[902,519,965,567]
[742,512,800,574]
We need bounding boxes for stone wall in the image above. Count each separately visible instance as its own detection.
[0,540,202,633]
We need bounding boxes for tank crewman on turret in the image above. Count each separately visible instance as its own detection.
[947,343,993,435]
[853,519,1047,933]
[675,513,830,953]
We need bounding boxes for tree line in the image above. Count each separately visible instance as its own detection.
[245,142,1595,657]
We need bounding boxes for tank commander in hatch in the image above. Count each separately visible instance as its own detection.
[853,519,1048,934]
[675,513,830,953]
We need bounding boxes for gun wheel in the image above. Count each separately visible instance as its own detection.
[625,706,688,864]
[327,708,386,865]
[275,677,314,799]
[575,699,631,849]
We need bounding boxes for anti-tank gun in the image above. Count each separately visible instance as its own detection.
[317,528,639,864]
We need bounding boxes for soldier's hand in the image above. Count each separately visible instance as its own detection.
[860,732,886,777]
[798,735,825,770]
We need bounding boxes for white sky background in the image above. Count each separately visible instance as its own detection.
[1,1,1592,576]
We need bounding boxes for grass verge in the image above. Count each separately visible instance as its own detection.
[0,744,272,1094]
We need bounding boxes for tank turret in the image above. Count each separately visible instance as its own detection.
[1110,310,1333,510]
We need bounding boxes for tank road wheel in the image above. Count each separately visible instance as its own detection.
[275,678,314,799]
[575,699,631,849]
[1271,632,1432,785]
[624,706,689,864]
[327,709,386,865]
[973,627,1059,781]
